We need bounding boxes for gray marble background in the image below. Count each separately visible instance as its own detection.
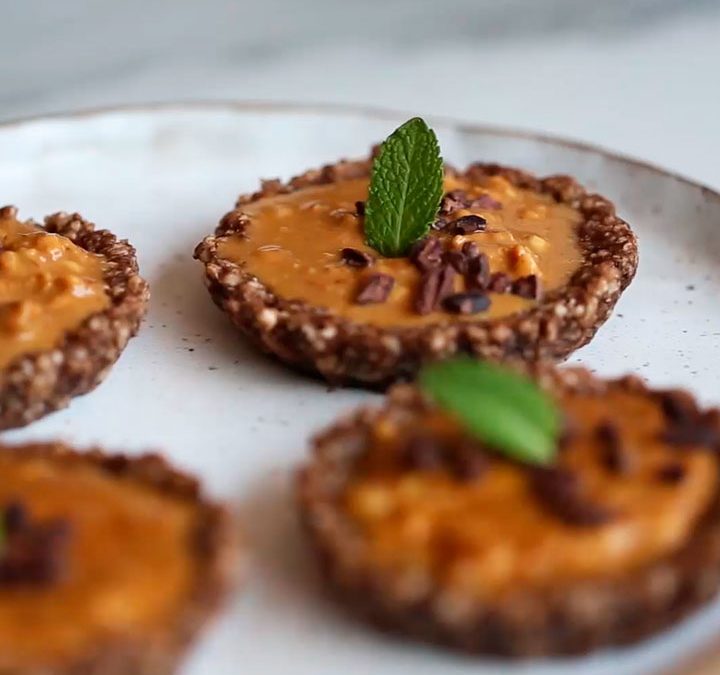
[1,0,719,186]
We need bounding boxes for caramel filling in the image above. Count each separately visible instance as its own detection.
[0,216,109,368]
[345,390,718,598]
[0,455,197,668]
[217,175,582,326]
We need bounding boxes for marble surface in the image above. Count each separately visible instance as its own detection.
[1,0,719,189]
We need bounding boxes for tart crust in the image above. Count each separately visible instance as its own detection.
[0,442,238,675]
[194,159,638,388]
[297,369,720,656]
[0,208,149,429]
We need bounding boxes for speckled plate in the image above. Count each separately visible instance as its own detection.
[0,102,718,675]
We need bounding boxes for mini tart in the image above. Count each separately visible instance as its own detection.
[0,207,149,429]
[194,158,637,388]
[298,370,720,656]
[0,442,237,674]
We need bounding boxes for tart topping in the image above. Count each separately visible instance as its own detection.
[415,263,457,315]
[218,119,581,326]
[343,372,719,597]
[448,214,487,235]
[0,501,71,586]
[441,291,491,315]
[355,274,395,305]
[0,211,109,368]
[340,247,374,268]
[364,118,444,257]
[409,236,443,272]
[419,359,561,465]
[531,467,615,526]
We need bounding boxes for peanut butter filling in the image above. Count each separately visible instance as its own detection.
[0,456,196,668]
[0,215,109,368]
[345,390,718,598]
[217,175,582,326]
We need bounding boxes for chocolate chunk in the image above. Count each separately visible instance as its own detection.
[442,292,491,315]
[596,422,631,474]
[402,436,443,471]
[657,462,686,484]
[450,215,487,235]
[415,264,457,315]
[449,442,489,481]
[467,252,491,291]
[512,274,542,300]
[355,274,395,305]
[487,272,512,294]
[355,200,365,216]
[340,247,374,268]
[531,467,615,527]
[469,194,503,210]
[440,190,470,215]
[409,236,443,272]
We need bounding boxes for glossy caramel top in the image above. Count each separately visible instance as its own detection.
[0,216,109,368]
[345,388,717,598]
[217,174,582,326]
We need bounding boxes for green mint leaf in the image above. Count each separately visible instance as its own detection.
[419,358,561,465]
[364,117,443,257]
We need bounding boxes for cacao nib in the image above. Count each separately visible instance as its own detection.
[512,274,542,300]
[0,502,72,586]
[415,264,457,315]
[440,190,470,215]
[469,193,503,210]
[450,214,487,235]
[531,467,615,527]
[488,272,512,293]
[595,422,631,474]
[442,250,469,275]
[340,247,374,268]
[355,274,395,304]
[402,436,444,471]
[442,292,491,315]
[657,462,686,484]
[409,237,443,272]
[461,241,480,260]
[466,252,491,290]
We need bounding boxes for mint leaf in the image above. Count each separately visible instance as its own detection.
[364,117,443,257]
[419,358,561,465]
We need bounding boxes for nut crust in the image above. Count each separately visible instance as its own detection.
[0,208,149,429]
[297,370,720,656]
[0,442,239,675]
[194,159,638,388]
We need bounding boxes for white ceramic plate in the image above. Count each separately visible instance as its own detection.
[0,102,718,675]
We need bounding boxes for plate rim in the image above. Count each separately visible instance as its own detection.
[1,98,718,202]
